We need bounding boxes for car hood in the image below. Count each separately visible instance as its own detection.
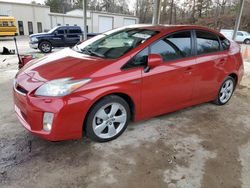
[18,48,113,82]
[29,33,49,38]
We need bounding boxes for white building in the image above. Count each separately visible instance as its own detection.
[0,1,139,35]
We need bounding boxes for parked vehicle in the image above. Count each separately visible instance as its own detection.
[29,26,83,53]
[0,16,17,36]
[220,29,250,44]
[14,25,244,142]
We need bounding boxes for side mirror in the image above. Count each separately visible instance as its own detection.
[54,31,58,35]
[144,54,163,73]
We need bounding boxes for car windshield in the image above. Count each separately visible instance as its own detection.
[48,27,59,33]
[74,28,159,59]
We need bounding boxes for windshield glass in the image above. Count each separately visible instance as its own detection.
[75,28,159,59]
[48,27,59,33]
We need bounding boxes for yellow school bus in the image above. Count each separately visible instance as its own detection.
[0,16,18,36]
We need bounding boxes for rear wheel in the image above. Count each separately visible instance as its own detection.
[244,39,250,44]
[85,95,131,142]
[39,41,52,53]
[213,76,235,105]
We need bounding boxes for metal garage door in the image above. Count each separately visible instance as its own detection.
[98,16,113,33]
[123,18,136,26]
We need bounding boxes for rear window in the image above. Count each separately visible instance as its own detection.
[196,30,220,55]
[3,21,8,26]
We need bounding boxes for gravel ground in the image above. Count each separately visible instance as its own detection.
[0,37,250,188]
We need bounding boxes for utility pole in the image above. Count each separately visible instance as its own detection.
[232,0,245,40]
[169,0,174,24]
[152,0,161,24]
[82,0,87,40]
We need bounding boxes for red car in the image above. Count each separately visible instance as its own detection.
[13,25,244,142]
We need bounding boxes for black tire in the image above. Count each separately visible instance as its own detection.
[85,95,131,142]
[244,39,250,45]
[213,76,235,105]
[39,41,52,53]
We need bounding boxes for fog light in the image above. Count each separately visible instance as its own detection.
[43,112,54,132]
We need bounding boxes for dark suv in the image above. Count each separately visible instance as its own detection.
[29,26,83,53]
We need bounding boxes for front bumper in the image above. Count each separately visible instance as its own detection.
[13,76,91,141]
[29,42,38,49]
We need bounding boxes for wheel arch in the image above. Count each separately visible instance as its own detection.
[228,72,238,87]
[244,38,250,44]
[38,39,52,47]
[82,92,136,133]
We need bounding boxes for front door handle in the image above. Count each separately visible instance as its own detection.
[218,58,227,66]
[184,66,194,74]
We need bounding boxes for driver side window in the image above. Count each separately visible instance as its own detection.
[57,29,65,35]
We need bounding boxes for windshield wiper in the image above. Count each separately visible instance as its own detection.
[81,48,105,58]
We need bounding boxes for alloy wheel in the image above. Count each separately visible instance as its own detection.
[219,79,234,104]
[92,102,127,139]
[41,43,51,53]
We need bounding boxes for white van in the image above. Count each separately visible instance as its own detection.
[220,29,250,44]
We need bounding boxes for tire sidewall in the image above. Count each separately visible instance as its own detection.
[85,95,131,142]
[39,41,52,53]
[244,39,250,44]
[216,76,235,105]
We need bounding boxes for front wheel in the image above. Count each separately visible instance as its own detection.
[85,95,131,142]
[39,41,52,53]
[244,39,250,45]
[213,76,235,105]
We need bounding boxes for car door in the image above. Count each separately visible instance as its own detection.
[141,30,197,118]
[236,31,244,42]
[192,30,227,101]
[51,28,66,47]
[65,28,81,46]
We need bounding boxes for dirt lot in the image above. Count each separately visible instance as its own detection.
[1,38,250,188]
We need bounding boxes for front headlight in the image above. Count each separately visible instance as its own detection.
[30,37,38,42]
[35,78,91,97]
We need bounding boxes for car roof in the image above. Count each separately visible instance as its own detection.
[57,26,81,29]
[126,24,223,37]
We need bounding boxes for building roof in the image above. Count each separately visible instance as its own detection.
[0,1,50,8]
[66,9,138,18]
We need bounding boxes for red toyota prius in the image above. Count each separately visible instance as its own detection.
[13,25,244,142]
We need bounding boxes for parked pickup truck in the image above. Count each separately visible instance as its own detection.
[220,29,250,44]
[29,26,97,53]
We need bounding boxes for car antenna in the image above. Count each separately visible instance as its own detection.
[13,37,22,65]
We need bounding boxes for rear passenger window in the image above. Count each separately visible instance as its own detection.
[196,30,220,55]
[150,31,192,62]
[69,29,81,34]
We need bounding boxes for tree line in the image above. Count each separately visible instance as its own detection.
[136,0,250,31]
[43,0,250,31]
